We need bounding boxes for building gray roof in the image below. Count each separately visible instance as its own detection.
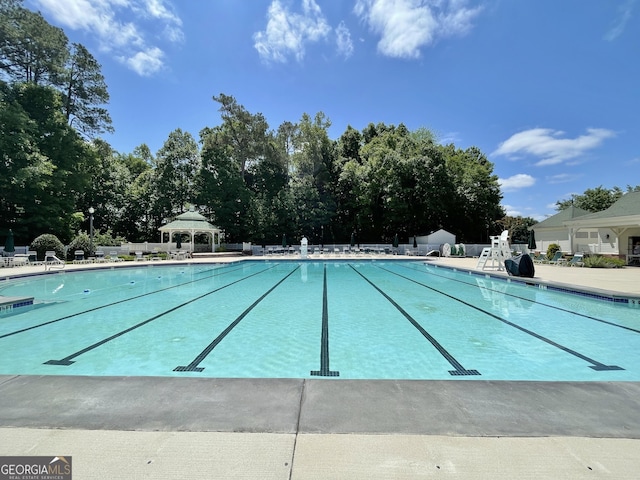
[568,191,640,220]
[534,205,590,229]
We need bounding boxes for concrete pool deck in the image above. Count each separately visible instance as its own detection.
[1,254,639,478]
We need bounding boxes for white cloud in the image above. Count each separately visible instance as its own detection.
[353,0,482,59]
[493,128,616,167]
[254,0,331,63]
[121,47,165,76]
[502,204,521,217]
[604,0,636,41]
[336,21,354,59]
[498,173,536,192]
[503,204,548,221]
[438,131,461,144]
[546,173,582,184]
[33,0,183,76]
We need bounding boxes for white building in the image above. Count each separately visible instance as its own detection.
[532,191,640,263]
[415,229,456,246]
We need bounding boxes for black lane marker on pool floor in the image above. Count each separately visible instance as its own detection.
[1,264,243,341]
[349,265,480,376]
[174,265,300,372]
[380,265,623,372]
[310,265,340,377]
[401,263,640,335]
[44,265,279,366]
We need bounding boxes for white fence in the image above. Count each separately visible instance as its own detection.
[116,242,216,254]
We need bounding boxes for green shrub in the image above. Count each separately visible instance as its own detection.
[583,255,626,268]
[458,244,465,256]
[93,229,126,247]
[31,234,64,260]
[67,232,92,259]
[450,245,457,256]
[547,243,561,259]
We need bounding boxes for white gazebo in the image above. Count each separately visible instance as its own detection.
[159,208,222,252]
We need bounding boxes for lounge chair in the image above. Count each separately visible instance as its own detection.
[568,253,585,267]
[73,250,87,264]
[108,251,123,262]
[134,251,145,261]
[26,250,39,263]
[10,254,28,267]
[548,251,566,265]
[1,256,14,268]
[533,253,548,264]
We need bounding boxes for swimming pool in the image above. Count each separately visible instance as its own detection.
[1,261,639,381]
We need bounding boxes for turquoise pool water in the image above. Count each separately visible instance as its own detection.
[1,261,639,380]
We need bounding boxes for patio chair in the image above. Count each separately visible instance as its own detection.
[134,251,146,261]
[95,250,107,263]
[567,253,585,267]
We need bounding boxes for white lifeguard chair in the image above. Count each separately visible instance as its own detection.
[476,230,512,270]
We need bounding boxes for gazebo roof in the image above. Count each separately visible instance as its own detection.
[159,209,220,232]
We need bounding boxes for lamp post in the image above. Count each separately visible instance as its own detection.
[88,207,95,254]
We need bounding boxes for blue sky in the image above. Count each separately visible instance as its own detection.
[29,0,640,221]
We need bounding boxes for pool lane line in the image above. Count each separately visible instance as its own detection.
[43,265,280,366]
[378,265,624,372]
[401,263,640,335]
[349,265,480,377]
[0,263,248,340]
[310,265,340,377]
[174,265,301,372]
